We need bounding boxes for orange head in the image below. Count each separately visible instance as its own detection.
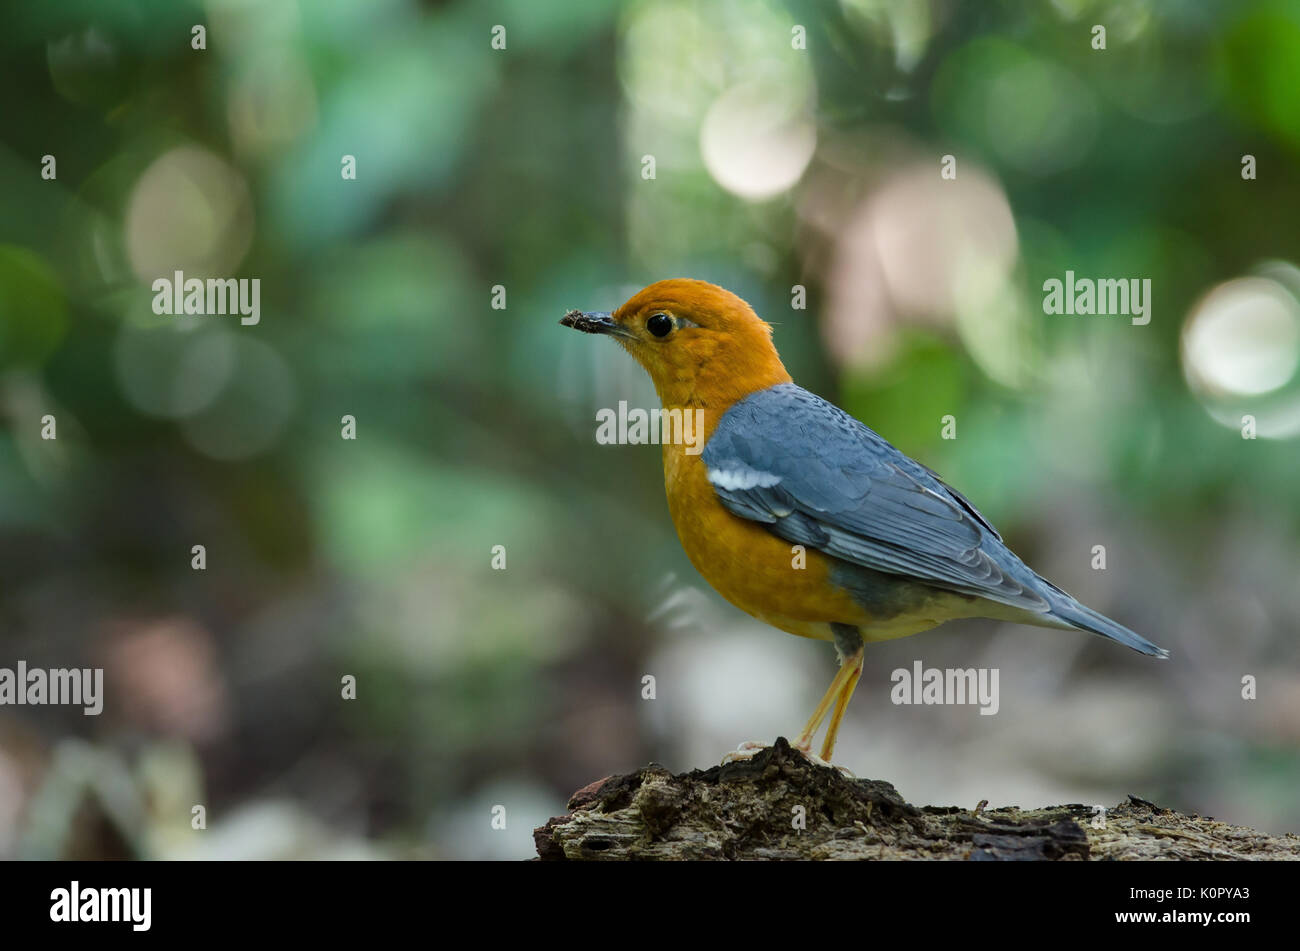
[560,279,792,409]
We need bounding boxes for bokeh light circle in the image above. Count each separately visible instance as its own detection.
[125,146,255,283]
[1181,272,1300,439]
[700,81,816,201]
[1182,277,1300,397]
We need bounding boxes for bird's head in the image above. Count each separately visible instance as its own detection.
[560,279,792,408]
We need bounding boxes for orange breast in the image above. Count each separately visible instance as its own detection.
[662,443,869,641]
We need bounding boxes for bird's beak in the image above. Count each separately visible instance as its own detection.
[560,310,632,339]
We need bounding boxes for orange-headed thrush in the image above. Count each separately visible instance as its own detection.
[561,279,1168,764]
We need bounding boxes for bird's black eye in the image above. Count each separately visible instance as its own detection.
[646,313,673,338]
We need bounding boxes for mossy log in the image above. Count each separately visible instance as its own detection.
[534,738,1300,861]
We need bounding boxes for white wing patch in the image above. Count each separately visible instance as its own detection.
[707,467,783,491]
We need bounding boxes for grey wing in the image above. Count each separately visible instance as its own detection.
[701,384,1053,614]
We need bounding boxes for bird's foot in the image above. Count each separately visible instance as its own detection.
[720,740,772,764]
[721,740,855,777]
[790,738,857,778]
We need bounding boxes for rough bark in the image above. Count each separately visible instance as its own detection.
[534,737,1300,861]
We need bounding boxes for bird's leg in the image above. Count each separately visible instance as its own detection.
[819,646,864,762]
[794,624,866,759]
[792,658,859,754]
[726,628,864,770]
[724,660,856,767]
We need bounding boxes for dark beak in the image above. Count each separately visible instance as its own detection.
[560,310,630,338]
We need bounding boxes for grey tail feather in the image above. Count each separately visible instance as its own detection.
[1043,588,1169,658]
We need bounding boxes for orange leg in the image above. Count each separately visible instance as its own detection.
[793,645,864,757]
[819,650,863,762]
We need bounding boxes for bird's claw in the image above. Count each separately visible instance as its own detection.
[722,740,856,778]
[720,740,771,764]
[793,743,857,777]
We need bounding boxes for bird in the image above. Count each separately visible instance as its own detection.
[560,279,1168,765]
